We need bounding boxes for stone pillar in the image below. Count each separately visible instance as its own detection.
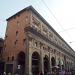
[25,35,30,75]
[40,50,44,74]
[13,59,17,74]
[64,55,67,70]
[50,48,52,71]
[49,51,51,72]
[25,36,33,75]
[50,53,52,72]
[28,47,32,75]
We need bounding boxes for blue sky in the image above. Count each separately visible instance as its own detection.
[0,0,64,38]
[0,0,75,50]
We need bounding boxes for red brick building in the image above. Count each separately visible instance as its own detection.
[0,38,4,75]
[4,6,75,75]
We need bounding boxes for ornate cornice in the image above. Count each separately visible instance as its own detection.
[25,26,75,59]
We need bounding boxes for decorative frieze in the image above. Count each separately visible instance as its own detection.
[32,16,41,31]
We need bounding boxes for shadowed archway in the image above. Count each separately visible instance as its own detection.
[51,57,56,67]
[32,52,40,75]
[44,55,49,75]
[51,57,56,71]
[17,51,25,75]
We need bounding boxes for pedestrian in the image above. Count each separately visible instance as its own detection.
[4,72,6,75]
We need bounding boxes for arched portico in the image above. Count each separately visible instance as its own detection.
[51,57,56,67]
[17,51,25,75]
[32,51,40,75]
[51,57,56,71]
[43,55,49,75]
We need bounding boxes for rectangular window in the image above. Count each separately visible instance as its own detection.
[49,32,53,37]
[16,31,18,36]
[35,42,38,47]
[32,16,41,31]
[32,16,40,26]
[14,40,18,45]
[23,39,26,46]
[17,21,20,26]
[42,25,48,35]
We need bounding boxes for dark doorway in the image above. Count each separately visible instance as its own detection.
[0,62,5,75]
[6,64,13,75]
[51,57,56,71]
[32,52,40,75]
[17,51,25,75]
[44,55,49,75]
[51,57,56,66]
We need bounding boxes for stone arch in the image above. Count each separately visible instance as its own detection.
[32,51,40,75]
[17,51,25,75]
[43,55,49,75]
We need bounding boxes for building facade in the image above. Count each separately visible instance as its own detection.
[4,6,75,75]
[0,38,4,75]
